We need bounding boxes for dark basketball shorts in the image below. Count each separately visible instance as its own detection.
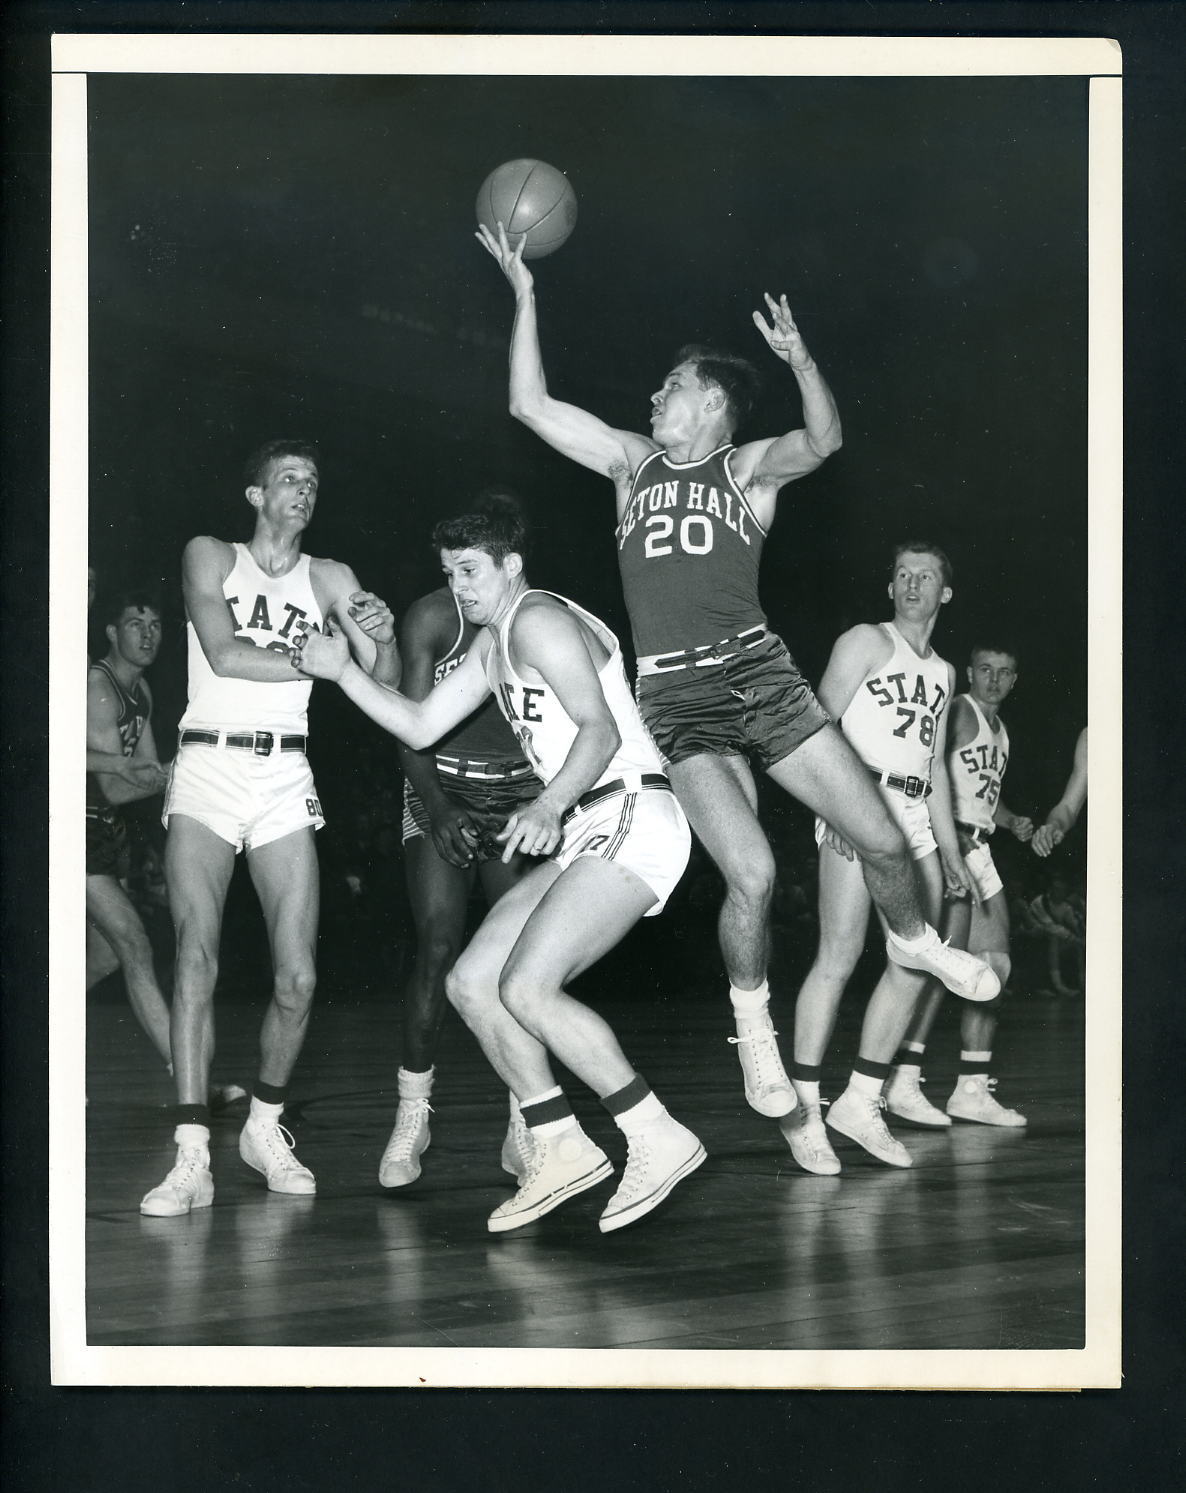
[86,807,131,880]
[635,634,830,771]
[402,754,539,862]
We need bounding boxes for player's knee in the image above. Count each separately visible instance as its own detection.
[273,961,316,1014]
[497,967,546,1030]
[985,950,1011,990]
[445,959,487,1021]
[173,941,219,994]
[416,925,464,980]
[723,846,776,910]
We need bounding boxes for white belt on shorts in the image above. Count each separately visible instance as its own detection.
[636,626,768,677]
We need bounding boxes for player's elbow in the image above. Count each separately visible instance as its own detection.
[807,421,843,461]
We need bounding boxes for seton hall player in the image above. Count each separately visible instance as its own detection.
[293,497,705,1235]
[478,221,998,1126]
[884,644,1034,1129]
[140,440,400,1218]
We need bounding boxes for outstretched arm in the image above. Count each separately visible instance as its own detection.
[293,627,491,751]
[739,293,842,492]
[476,222,655,481]
[1033,728,1088,856]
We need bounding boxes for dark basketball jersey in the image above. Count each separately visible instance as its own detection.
[86,658,150,812]
[616,444,768,657]
[432,591,532,760]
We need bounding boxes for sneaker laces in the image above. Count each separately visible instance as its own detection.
[386,1100,432,1157]
[165,1147,208,1190]
[613,1134,656,1206]
[253,1120,304,1170]
[728,1023,786,1089]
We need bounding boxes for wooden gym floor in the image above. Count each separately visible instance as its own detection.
[83,964,1085,1353]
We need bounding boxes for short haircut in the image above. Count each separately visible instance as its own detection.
[674,344,762,428]
[242,439,320,489]
[890,540,954,589]
[433,490,528,566]
[969,643,1019,670]
[101,587,162,632]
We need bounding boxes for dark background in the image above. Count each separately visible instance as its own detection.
[87,68,1088,825]
[4,1,1182,1489]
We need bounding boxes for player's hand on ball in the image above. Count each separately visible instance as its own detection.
[347,590,396,646]
[476,221,534,295]
[496,801,562,865]
[291,627,349,682]
[752,292,812,370]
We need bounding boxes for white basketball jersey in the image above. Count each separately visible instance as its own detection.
[840,621,950,780]
[486,589,664,787]
[180,542,324,734]
[949,693,1011,830]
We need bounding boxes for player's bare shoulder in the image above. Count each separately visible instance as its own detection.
[308,555,360,614]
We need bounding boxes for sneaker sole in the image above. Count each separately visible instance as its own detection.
[886,946,1000,1002]
[885,1104,953,1129]
[598,1143,707,1233]
[139,1180,214,1217]
[487,1157,613,1233]
[946,1106,1027,1128]
[826,1114,913,1168]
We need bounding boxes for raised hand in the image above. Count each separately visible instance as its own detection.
[752,292,813,370]
[476,220,535,297]
[290,627,350,682]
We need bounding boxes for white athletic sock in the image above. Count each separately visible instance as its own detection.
[174,1123,210,1149]
[960,1050,992,1077]
[887,924,937,954]
[896,1041,926,1073]
[730,981,771,1018]
[249,1096,284,1124]
[397,1066,434,1101]
[520,1086,578,1140]
[613,1091,668,1135]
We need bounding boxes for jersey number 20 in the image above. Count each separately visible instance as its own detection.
[644,514,714,558]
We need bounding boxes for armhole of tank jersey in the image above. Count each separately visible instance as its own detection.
[442,590,466,669]
[615,450,664,539]
[722,447,770,540]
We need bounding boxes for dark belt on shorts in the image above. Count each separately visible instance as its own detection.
[563,773,670,824]
[956,820,992,844]
[869,767,932,799]
[180,728,307,756]
[636,626,768,676]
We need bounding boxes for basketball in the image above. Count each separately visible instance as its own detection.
[475,158,577,260]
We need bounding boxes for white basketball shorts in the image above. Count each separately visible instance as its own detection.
[163,741,325,852]
[555,777,690,916]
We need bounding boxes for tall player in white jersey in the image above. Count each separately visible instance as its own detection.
[478,222,998,1130]
[294,497,706,1234]
[884,645,1035,1128]
[140,440,401,1217]
[784,545,982,1174]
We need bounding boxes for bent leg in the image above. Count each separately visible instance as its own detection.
[667,752,774,989]
[246,827,320,1088]
[859,851,945,1063]
[86,921,121,989]
[497,856,659,1099]
[86,874,172,1065]
[960,891,1010,1054]
[768,723,926,938]
[165,815,236,1102]
[446,860,568,1099]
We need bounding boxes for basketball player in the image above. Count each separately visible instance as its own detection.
[381,507,538,1189]
[86,589,175,1070]
[783,544,977,1173]
[1033,727,1087,857]
[293,497,705,1234]
[140,440,400,1217]
[884,645,1034,1130]
[478,224,999,1122]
